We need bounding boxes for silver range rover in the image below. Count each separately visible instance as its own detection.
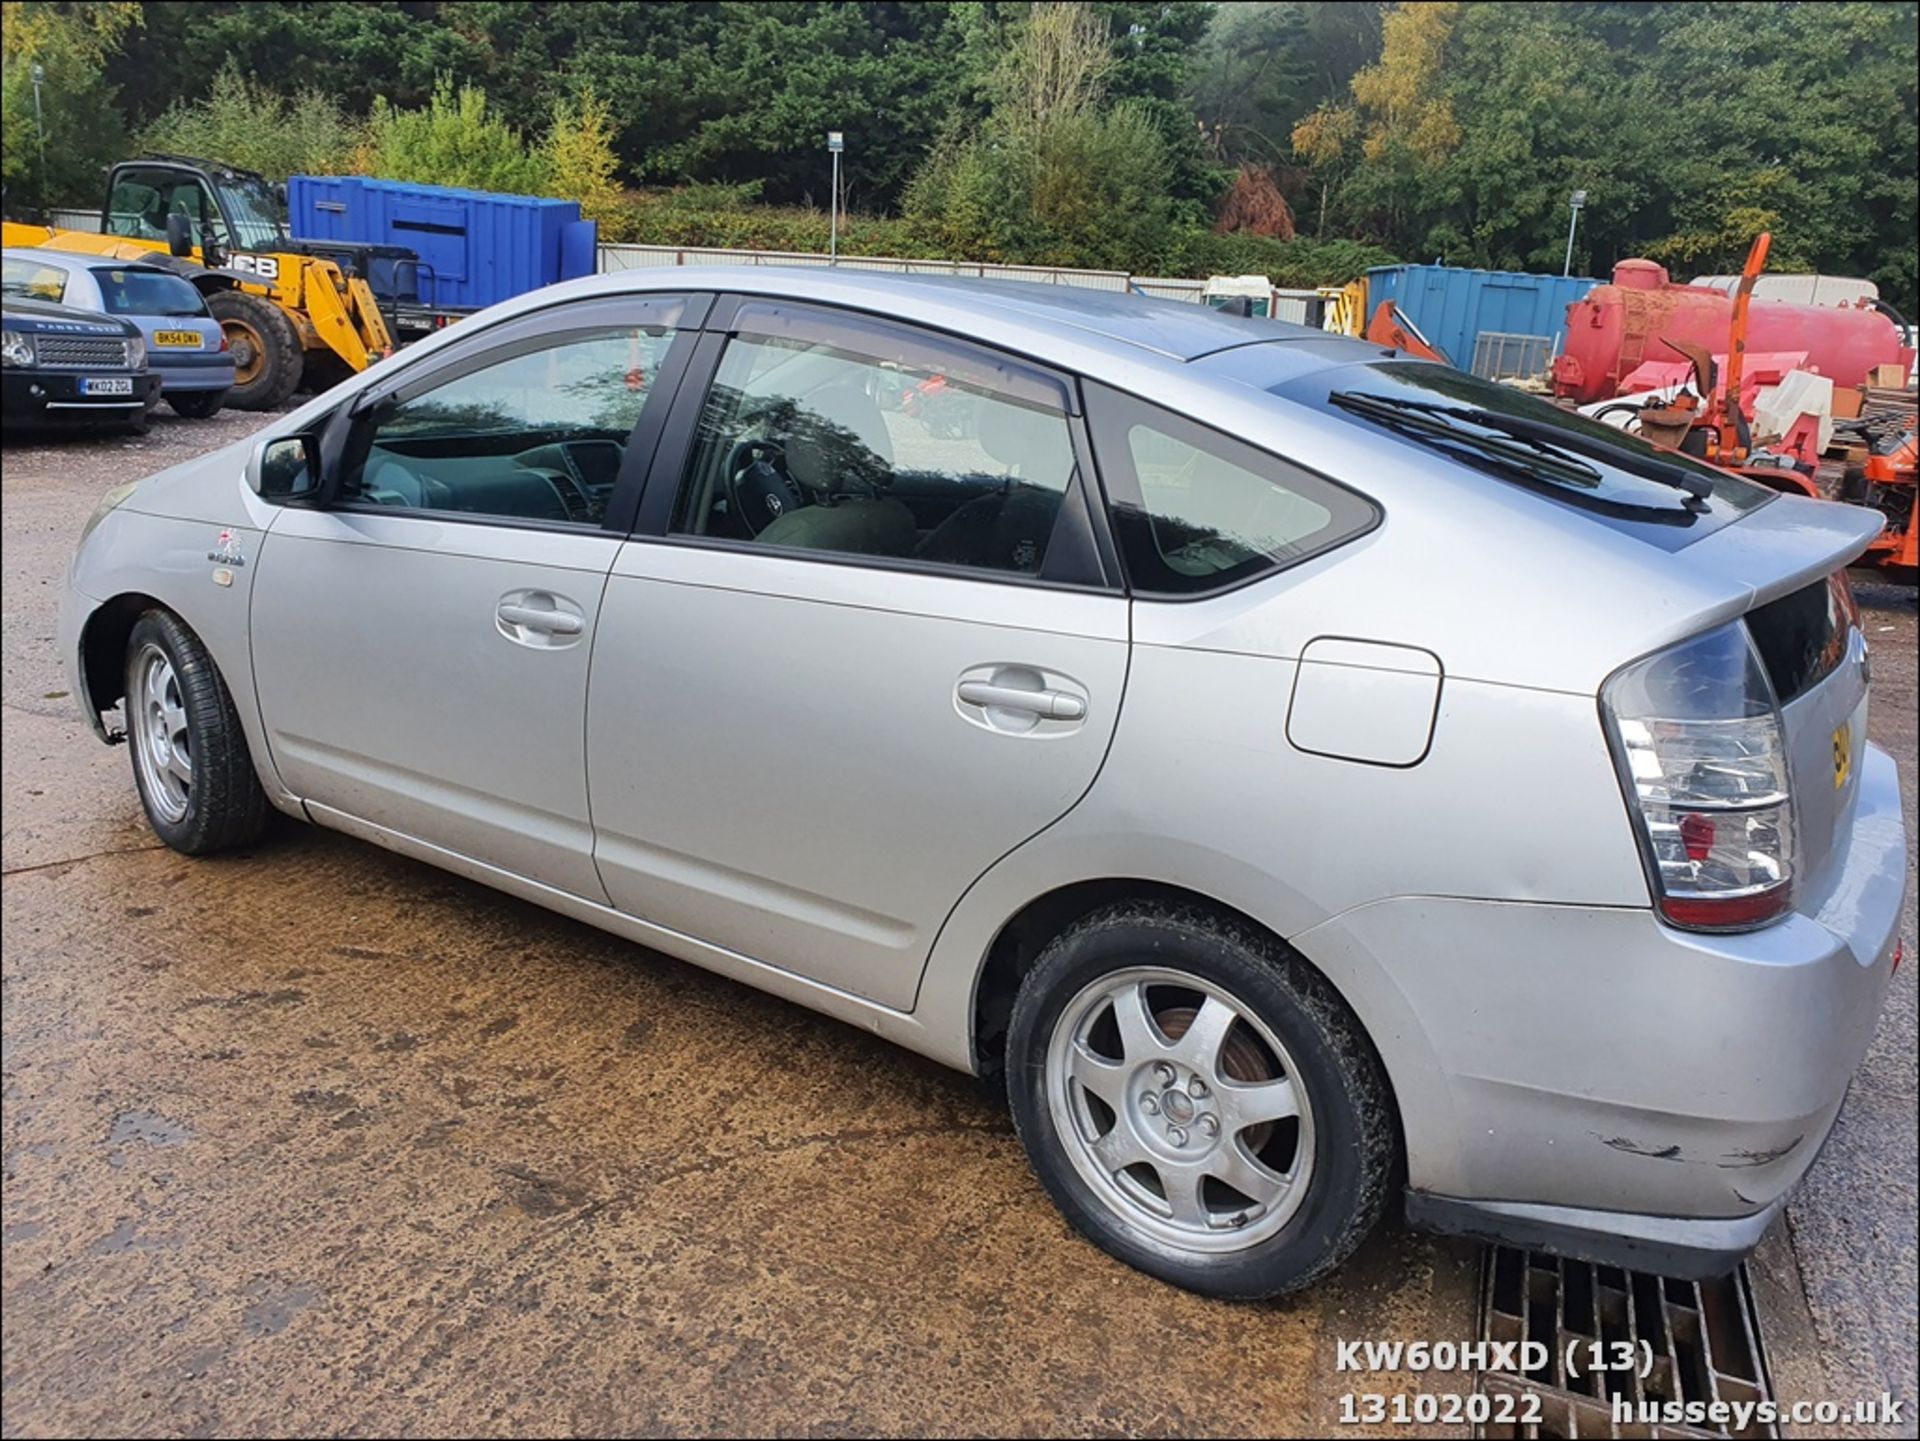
[61,270,1907,1297]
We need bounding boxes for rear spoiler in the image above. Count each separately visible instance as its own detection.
[1685,491,1885,618]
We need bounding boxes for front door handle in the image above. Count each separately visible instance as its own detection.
[496,590,586,648]
[956,678,1086,721]
[497,603,582,635]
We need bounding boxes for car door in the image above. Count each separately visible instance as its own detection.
[250,293,700,900]
[585,299,1129,1009]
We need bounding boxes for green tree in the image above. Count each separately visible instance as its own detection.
[138,58,362,182]
[906,2,1178,269]
[540,86,632,240]
[2,0,140,207]
[1340,0,1460,238]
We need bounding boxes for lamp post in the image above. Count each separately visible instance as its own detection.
[1563,188,1587,277]
[31,62,48,213]
[827,131,844,264]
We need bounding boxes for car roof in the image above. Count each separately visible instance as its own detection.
[3,247,170,274]
[573,266,1366,364]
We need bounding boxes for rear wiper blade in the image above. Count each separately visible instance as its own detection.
[1332,391,1713,504]
[1330,391,1603,489]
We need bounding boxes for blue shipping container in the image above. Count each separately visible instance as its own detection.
[1365,264,1599,375]
[288,175,597,311]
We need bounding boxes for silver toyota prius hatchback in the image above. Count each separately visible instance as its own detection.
[63,270,1907,1297]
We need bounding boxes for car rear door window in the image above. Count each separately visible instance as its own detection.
[668,303,1089,580]
[1084,383,1379,595]
[344,312,684,527]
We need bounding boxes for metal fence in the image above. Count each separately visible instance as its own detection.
[597,242,1322,321]
[24,218,1325,326]
[1470,331,1556,383]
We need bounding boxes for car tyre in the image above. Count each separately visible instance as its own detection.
[168,389,226,420]
[124,609,271,855]
[1006,901,1395,1298]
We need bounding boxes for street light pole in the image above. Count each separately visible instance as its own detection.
[1563,188,1587,277]
[827,130,844,264]
[31,62,48,214]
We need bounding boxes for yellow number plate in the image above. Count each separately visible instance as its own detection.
[153,330,203,348]
[1833,721,1853,790]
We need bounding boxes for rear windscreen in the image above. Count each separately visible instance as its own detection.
[92,268,207,319]
[1273,359,1775,550]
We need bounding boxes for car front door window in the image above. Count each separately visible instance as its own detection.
[348,320,682,528]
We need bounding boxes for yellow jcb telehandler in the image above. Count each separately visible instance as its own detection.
[3,156,415,409]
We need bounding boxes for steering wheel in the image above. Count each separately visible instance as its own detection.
[723,436,804,537]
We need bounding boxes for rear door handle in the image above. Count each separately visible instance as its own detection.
[956,679,1086,721]
[497,603,582,635]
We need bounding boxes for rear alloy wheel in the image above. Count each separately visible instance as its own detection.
[1045,968,1316,1252]
[124,610,270,854]
[206,290,303,410]
[1007,903,1395,1298]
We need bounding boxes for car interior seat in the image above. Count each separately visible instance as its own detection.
[914,399,1073,573]
[756,379,915,555]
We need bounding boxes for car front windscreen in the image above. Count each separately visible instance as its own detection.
[92,268,208,319]
[215,177,288,250]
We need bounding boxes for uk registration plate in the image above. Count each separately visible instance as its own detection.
[153,330,203,348]
[81,377,134,396]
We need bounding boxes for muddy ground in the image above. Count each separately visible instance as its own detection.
[2,405,1913,1437]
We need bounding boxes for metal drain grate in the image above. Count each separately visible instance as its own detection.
[1474,1247,1776,1439]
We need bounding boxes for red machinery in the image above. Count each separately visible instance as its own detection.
[1552,258,1913,405]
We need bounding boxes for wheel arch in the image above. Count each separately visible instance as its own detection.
[77,590,169,725]
[966,880,1376,1085]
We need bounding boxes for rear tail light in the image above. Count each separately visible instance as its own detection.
[1602,621,1794,931]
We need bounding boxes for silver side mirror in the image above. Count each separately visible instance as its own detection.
[248,434,319,500]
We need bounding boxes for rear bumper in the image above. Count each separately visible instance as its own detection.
[152,354,235,393]
[1404,1191,1786,1279]
[4,368,160,422]
[1294,742,1906,1267]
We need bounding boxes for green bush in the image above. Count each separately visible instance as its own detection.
[358,76,545,195]
[613,187,1392,286]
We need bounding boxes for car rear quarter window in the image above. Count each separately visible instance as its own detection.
[1083,382,1379,596]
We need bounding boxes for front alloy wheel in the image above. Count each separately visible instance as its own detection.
[131,641,193,824]
[123,609,270,855]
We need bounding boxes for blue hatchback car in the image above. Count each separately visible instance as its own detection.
[1,249,234,418]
